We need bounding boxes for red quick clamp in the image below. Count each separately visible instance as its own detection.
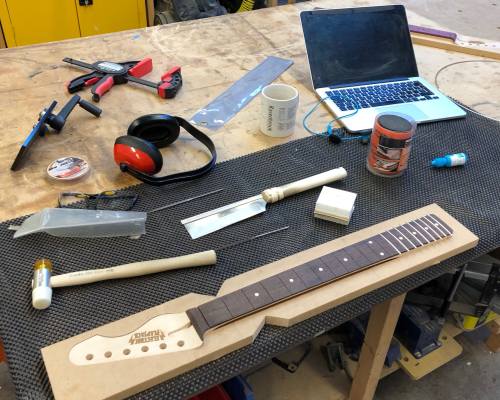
[63,57,182,102]
[158,67,182,99]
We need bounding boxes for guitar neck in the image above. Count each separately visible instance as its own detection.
[187,214,453,339]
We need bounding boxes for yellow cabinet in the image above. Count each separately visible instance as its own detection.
[0,0,147,48]
[76,0,147,37]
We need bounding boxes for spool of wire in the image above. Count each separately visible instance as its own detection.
[366,112,416,177]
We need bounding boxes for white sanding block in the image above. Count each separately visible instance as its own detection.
[314,186,357,225]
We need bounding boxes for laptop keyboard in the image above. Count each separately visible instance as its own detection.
[325,81,439,111]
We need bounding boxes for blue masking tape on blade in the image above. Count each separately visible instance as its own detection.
[189,56,294,131]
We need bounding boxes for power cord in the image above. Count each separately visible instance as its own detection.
[303,94,370,143]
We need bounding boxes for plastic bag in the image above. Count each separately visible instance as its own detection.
[189,56,293,131]
[13,208,147,239]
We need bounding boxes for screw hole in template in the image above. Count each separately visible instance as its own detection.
[123,349,131,355]
[160,343,167,350]
[442,335,448,340]
[403,357,409,362]
[141,346,149,352]
[86,354,93,361]
[104,351,112,358]
[177,340,185,347]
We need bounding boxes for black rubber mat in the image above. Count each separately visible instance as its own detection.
[0,107,499,399]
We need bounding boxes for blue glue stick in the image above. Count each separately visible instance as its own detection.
[431,153,467,168]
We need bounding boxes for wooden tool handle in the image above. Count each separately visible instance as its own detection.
[50,251,217,288]
[261,167,347,204]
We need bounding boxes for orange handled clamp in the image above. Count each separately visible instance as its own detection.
[63,57,182,102]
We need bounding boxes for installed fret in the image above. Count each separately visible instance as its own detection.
[190,214,453,336]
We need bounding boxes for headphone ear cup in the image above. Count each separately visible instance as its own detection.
[114,136,163,175]
[127,114,180,148]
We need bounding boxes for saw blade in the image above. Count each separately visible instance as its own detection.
[181,195,267,239]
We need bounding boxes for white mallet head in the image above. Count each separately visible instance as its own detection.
[32,259,53,310]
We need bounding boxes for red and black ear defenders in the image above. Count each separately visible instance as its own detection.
[114,114,216,186]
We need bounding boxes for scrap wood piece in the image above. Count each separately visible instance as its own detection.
[410,27,500,60]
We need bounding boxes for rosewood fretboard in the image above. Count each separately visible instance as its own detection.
[187,214,453,339]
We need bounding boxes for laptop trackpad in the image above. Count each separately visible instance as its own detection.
[376,104,429,121]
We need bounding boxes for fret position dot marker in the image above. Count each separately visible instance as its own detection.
[319,268,323,271]
[368,241,373,244]
[343,258,348,262]
[413,232,417,235]
[434,223,439,226]
[399,237,403,240]
[289,279,294,283]
[425,227,428,230]
[254,293,259,297]
[380,252,384,256]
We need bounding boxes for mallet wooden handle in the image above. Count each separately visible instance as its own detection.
[48,251,216,288]
[261,167,347,204]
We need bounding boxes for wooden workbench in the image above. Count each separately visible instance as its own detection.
[0,2,498,400]
[0,0,499,223]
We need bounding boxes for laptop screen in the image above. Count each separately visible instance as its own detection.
[301,6,419,89]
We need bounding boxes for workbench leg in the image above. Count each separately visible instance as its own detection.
[348,294,406,400]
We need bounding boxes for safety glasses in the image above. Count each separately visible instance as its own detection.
[58,190,139,211]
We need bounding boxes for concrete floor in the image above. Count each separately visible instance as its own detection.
[376,326,498,400]
[246,326,500,400]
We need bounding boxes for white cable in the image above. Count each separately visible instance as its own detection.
[434,60,500,122]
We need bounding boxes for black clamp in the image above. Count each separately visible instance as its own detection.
[11,95,101,171]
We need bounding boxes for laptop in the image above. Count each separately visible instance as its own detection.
[300,5,466,133]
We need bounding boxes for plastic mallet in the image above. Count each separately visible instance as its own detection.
[31,251,217,309]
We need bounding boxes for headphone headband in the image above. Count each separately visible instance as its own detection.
[115,115,217,186]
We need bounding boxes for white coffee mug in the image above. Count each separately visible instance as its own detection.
[260,84,299,138]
